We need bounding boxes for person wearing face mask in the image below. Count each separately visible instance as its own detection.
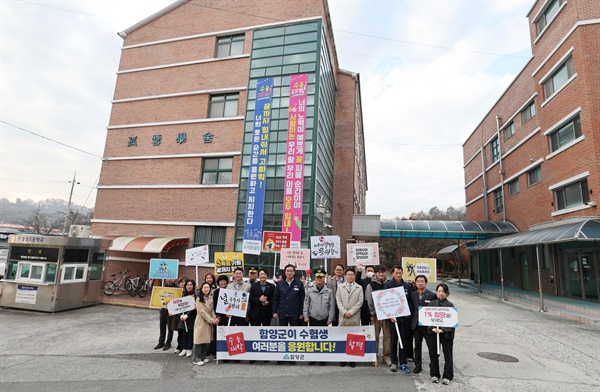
[365,265,391,367]
[355,264,375,326]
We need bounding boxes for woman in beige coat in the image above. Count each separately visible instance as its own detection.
[193,282,219,366]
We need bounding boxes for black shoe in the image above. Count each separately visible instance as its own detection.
[289,362,296,365]
[154,343,164,350]
[162,344,172,351]
[340,362,347,367]
[414,365,422,374]
[319,362,326,366]
[349,362,356,368]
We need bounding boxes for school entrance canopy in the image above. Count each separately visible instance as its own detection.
[470,219,600,250]
[352,215,518,241]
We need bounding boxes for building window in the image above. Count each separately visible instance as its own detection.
[521,102,536,124]
[17,263,45,282]
[508,179,520,195]
[194,226,226,263]
[555,179,589,211]
[504,122,515,140]
[215,34,245,58]
[494,189,504,214]
[490,137,500,163]
[528,166,542,186]
[209,93,239,118]
[202,157,233,184]
[61,264,87,283]
[536,0,566,34]
[543,56,574,98]
[549,115,581,152]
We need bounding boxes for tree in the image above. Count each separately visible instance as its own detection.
[20,204,64,235]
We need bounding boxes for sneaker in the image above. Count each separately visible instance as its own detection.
[431,377,439,383]
[400,364,411,374]
[193,360,205,366]
[154,343,164,350]
[186,350,192,357]
[174,349,181,355]
[203,358,210,364]
[442,378,450,385]
[390,364,398,372]
[179,350,187,357]
[407,358,414,362]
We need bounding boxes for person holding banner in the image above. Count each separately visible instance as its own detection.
[193,282,219,366]
[336,267,364,368]
[384,265,414,374]
[211,275,229,356]
[365,265,392,367]
[178,279,197,358]
[172,278,187,354]
[227,268,251,326]
[410,275,437,374]
[426,283,455,385]
[249,269,275,327]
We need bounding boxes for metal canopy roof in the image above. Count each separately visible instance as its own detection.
[471,219,600,250]
[379,220,518,240]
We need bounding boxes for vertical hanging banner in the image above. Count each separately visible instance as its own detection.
[282,74,309,248]
[243,78,274,255]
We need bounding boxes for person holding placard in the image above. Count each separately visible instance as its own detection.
[365,265,391,367]
[154,279,178,351]
[178,279,197,358]
[410,275,437,374]
[426,283,455,385]
[384,265,414,374]
[172,278,187,354]
[336,267,363,368]
[211,275,229,356]
[193,282,219,366]
[227,267,251,326]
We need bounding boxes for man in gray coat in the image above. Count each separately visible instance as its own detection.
[303,268,335,326]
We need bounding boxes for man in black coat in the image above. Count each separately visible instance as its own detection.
[410,274,438,374]
[249,268,275,326]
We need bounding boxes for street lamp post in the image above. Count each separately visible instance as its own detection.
[316,197,331,274]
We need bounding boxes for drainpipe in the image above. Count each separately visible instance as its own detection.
[480,146,489,221]
[495,116,507,222]
[535,245,546,312]
[499,248,506,300]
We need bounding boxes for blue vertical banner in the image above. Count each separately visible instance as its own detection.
[243,78,274,255]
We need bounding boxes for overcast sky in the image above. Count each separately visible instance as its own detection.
[1,0,533,219]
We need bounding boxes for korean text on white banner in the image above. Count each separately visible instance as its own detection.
[310,235,341,259]
[418,307,458,328]
[167,295,196,316]
[280,248,310,270]
[346,243,380,266]
[371,287,411,320]
[185,245,209,266]
[216,326,376,362]
[215,288,249,318]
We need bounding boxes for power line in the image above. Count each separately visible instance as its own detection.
[1,120,103,158]
[17,0,96,16]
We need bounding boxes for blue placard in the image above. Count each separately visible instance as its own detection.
[149,258,179,280]
[243,78,274,249]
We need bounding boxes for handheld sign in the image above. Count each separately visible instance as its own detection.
[418,307,458,328]
[280,248,310,270]
[215,288,249,318]
[371,287,410,349]
[167,295,196,316]
[186,245,209,266]
[310,235,341,259]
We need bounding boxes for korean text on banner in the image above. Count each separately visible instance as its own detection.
[216,326,376,362]
[149,287,183,309]
[262,231,291,253]
[185,245,209,266]
[215,288,249,318]
[403,257,437,282]
[149,258,179,280]
[371,287,411,320]
[281,74,308,246]
[310,235,341,259]
[280,248,310,270]
[214,252,244,276]
[346,243,380,266]
[418,306,458,328]
[243,78,274,255]
[167,295,196,315]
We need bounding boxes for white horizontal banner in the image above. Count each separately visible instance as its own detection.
[216,326,376,362]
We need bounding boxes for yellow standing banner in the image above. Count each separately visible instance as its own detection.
[214,252,244,276]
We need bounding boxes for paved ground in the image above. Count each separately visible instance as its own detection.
[0,285,598,391]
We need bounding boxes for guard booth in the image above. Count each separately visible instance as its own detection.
[0,234,112,312]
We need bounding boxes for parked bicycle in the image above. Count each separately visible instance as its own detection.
[137,276,154,298]
[103,270,130,296]
[125,274,145,297]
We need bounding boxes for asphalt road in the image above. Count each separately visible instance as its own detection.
[1,285,598,391]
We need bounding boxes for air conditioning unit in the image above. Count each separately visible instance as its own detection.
[69,225,92,238]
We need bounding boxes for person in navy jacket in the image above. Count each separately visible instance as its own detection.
[272,264,305,326]
[384,265,414,374]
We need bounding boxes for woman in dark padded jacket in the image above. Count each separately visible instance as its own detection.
[426,283,456,385]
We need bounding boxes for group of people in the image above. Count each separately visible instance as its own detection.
[153,263,455,385]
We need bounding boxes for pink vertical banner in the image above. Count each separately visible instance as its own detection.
[282,74,308,246]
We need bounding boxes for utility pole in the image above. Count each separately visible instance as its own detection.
[62,171,79,236]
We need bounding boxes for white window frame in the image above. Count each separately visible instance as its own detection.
[504,122,515,140]
[494,188,504,214]
[61,264,88,283]
[16,262,46,283]
[521,102,536,124]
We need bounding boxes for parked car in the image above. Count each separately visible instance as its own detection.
[0,248,8,278]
